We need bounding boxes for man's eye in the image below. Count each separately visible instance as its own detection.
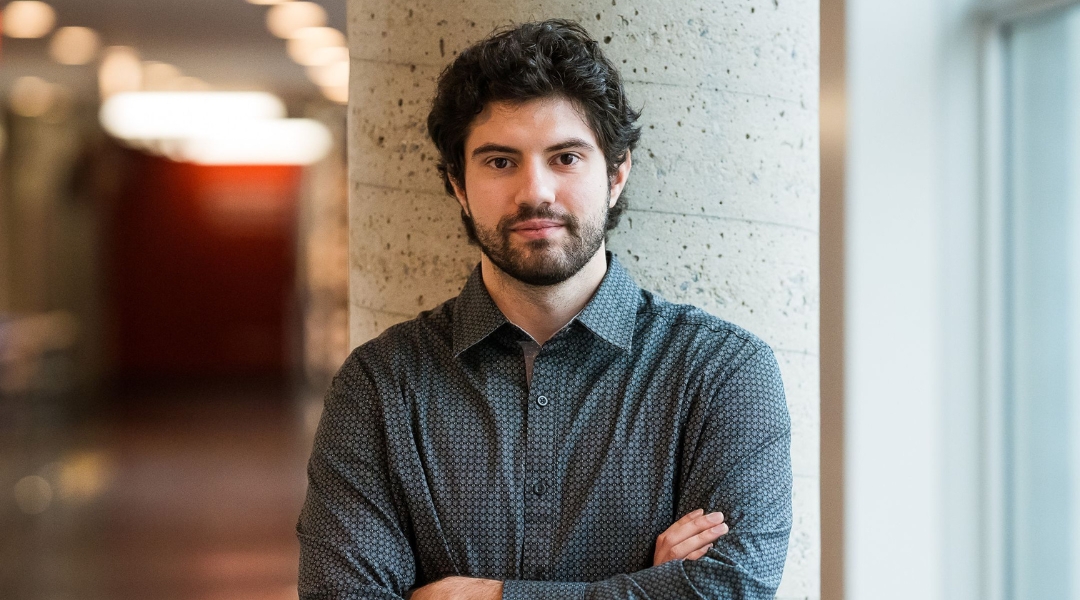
[557,154,580,166]
[492,157,511,169]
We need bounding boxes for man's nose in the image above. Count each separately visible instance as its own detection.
[514,159,556,206]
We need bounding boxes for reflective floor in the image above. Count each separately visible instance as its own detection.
[1,376,315,600]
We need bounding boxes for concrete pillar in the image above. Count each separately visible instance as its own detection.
[346,2,819,598]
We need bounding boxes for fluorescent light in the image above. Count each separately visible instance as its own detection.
[98,91,332,165]
[178,119,333,165]
[99,46,142,98]
[266,2,326,38]
[142,61,183,90]
[100,91,286,140]
[286,27,346,66]
[2,1,56,39]
[49,26,100,65]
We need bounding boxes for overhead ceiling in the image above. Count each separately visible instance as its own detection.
[0,0,348,96]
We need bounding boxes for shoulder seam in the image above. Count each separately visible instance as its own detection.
[636,306,764,348]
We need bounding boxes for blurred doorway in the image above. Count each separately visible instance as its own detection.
[108,151,301,379]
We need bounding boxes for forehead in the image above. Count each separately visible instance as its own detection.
[464,96,599,151]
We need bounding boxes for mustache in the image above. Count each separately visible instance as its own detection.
[498,205,577,231]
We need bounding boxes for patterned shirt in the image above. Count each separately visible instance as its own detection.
[297,254,792,599]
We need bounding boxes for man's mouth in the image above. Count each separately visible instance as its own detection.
[509,219,565,239]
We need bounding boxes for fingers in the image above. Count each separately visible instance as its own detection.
[660,510,727,549]
[684,543,713,561]
[654,509,729,565]
[669,520,728,559]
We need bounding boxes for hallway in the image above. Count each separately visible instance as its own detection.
[3,377,315,600]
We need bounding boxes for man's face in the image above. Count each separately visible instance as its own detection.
[451,96,630,286]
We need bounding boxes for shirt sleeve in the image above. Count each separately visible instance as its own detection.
[297,354,417,600]
[502,342,793,600]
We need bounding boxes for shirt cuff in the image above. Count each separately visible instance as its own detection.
[502,580,587,600]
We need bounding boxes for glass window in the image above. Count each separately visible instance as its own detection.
[1005,4,1080,599]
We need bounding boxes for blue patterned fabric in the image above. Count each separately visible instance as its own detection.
[297,253,792,599]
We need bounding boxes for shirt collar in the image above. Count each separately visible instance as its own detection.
[574,253,638,353]
[452,252,640,357]
[452,265,510,357]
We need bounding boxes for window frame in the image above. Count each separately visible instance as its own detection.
[977,2,1080,599]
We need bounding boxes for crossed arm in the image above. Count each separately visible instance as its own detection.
[410,509,732,599]
[298,344,792,600]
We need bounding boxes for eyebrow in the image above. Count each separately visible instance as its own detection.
[470,137,597,159]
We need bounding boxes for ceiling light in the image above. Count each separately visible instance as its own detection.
[320,85,348,105]
[308,45,348,67]
[56,452,113,502]
[99,91,287,140]
[2,1,56,39]
[266,2,326,38]
[99,46,142,99]
[142,61,183,91]
[9,76,57,117]
[247,0,287,4]
[98,92,331,165]
[307,59,348,88]
[178,119,333,165]
[287,26,346,66]
[49,26,101,65]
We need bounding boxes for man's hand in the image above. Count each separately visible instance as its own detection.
[653,508,729,565]
[406,511,728,597]
[408,576,503,600]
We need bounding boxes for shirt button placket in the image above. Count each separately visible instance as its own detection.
[523,358,557,580]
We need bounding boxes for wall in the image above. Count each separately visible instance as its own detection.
[347,1,820,596]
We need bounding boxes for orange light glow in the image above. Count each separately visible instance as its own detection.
[307,59,348,89]
[99,46,143,99]
[286,26,346,66]
[266,2,327,38]
[49,26,101,65]
[2,1,56,39]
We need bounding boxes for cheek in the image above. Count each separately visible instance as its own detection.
[462,180,508,223]
[568,173,614,214]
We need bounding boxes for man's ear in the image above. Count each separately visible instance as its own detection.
[449,174,470,214]
[608,150,632,208]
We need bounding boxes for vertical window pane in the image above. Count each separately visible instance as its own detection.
[1007,5,1080,600]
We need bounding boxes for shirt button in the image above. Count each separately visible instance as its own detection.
[533,480,547,496]
[536,395,549,407]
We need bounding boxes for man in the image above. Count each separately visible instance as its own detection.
[298,19,791,600]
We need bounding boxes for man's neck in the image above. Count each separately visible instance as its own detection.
[480,246,608,345]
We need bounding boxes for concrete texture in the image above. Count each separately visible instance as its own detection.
[347,0,819,596]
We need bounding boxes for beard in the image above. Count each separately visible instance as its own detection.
[464,201,607,287]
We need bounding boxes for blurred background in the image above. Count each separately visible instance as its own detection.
[0,1,348,598]
[822,0,1080,599]
[1,0,1079,599]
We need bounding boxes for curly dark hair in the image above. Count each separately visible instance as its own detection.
[426,19,642,238]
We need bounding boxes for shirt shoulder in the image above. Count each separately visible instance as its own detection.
[635,288,773,363]
[635,292,788,435]
[336,297,459,385]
